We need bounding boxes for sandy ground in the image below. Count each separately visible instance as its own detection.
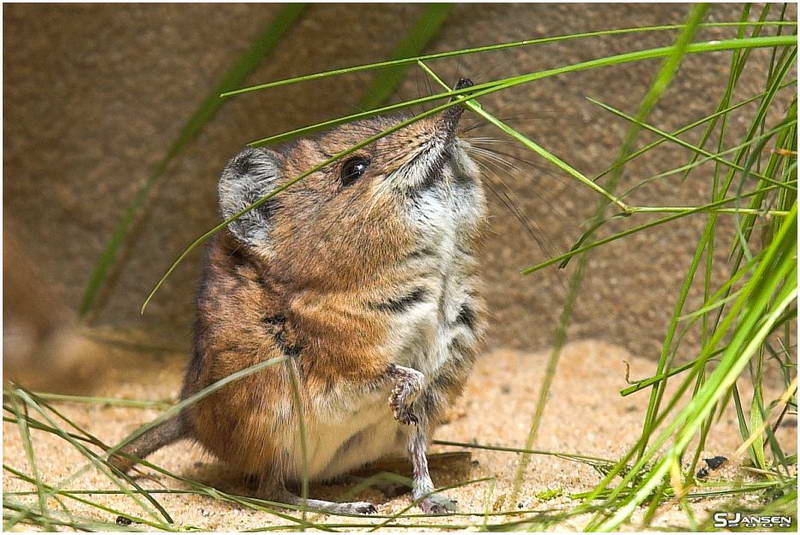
[3,339,796,531]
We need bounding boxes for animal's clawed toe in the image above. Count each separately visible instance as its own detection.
[392,404,418,426]
[420,494,457,515]
[323,500,378,515]
[351,502,378,515]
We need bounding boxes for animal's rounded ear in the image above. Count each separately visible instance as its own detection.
[218,148,282,248]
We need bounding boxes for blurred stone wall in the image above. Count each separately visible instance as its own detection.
[4,3,794,361]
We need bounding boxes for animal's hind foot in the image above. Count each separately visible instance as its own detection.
[275,487,377,515]
[330,501,377,515]
[292,498,377,516]
[420,493,457,515]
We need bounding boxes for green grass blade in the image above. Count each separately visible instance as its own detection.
[285,360,309,524]
[417,61,629,211]
[593,80,796,185]
[10,388,173,526]
[16,356,291,525]
[358,4,452,111]
[5,410,329,531]
[587,97,792,188]
[640,123,797,186]
[5,393,50,531]
[79,4,307,319]
[730,98,798,263]
[4,465,176,531]
[250,35,797,148]
[511,4,711,507]
[598,273,797,530]
[222,21,796,97]
[144,34,797,313]
[22,392,172,409]
[588,202,796,530]
[522,184,784,274]
[749,371,768,470]
[247,78,508,147]
[679,3,768,185]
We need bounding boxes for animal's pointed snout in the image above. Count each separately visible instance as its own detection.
[454,78,474,91]
[440,77,475,133]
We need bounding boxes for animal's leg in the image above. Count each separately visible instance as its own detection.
[385,365,455,513]
[386,364,424,425]
[273,486,377,515]
[407,423,457,514]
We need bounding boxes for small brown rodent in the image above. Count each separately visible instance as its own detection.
[112,78,486,515]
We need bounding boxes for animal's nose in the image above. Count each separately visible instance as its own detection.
[454,78,474,91]
[441,77,475,131]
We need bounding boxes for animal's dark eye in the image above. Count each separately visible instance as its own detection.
[340,156,370,186]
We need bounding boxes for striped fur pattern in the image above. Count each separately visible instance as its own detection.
[115,92,486,514]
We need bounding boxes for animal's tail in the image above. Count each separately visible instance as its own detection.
[109,415,188,473]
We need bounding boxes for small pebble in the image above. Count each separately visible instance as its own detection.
[704,456,727,470]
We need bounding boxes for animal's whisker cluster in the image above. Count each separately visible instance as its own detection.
[463,141,563,264]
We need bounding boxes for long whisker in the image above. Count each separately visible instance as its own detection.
[477,162,568,291]
[468,146,518,173]
[465,144,577,213]
[471,158,559,261]
[464,136,519,145]
[470,144,554,175]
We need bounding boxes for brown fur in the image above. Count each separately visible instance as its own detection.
[183,227,413,474]
[111,105,486,514]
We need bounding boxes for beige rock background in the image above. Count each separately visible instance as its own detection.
[3,3,795,360]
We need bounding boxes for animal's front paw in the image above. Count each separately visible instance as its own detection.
[392,404,418,426]
[420,494,457,514]
[387,364,424,426]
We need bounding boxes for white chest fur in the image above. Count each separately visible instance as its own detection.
[286,149,485,483]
